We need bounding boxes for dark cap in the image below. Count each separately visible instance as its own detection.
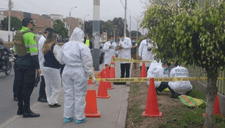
[163,60,171,66]
[44,27,54,33]
[109,35,114,37]
[118,32,124,37]
[22,18,36,27]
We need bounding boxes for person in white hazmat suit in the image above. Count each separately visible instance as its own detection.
[103,35,117,66]
[139,37,154,72]
[147,61,170,94]
[168,61,192,98]
[58,27,95,124]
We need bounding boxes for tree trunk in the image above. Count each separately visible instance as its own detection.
[203,69,218,128]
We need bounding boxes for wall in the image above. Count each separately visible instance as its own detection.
[191,81,225,116]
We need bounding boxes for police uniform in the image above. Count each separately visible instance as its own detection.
[15,21,40,117]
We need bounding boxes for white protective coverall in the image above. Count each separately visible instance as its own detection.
[38,35,46,76]
[139,38,154,67]
[59,28,94,120]
[103,40,117,65]
[168,66,193,94]
[117,37,132,63]
[43,43,62,105]
[146,60,164,86]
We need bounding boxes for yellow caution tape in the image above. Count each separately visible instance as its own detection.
[94,77,225,82]
[112,58,152,63]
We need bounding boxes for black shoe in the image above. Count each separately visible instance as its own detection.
[37,98,47,103]
[14,97,18,101]
[17,109,23,115]
[156,89,160,95]
[170,93,178,98]
[23,110,40,118]
[49,103,61,108]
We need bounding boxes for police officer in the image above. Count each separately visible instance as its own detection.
[168,61,192,98]
[12,46,19,101]
[14,18,41,118]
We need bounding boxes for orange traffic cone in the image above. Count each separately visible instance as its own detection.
[140,62,146,77]
[88,79,94,85]
[203,94,223,117]
[111,56,115,66]
[106,65,114,90]
[88,68,95,85]
[214,94,221,115]
[142,78,162,117]
[97,69,110,98]
[85,83,101,117]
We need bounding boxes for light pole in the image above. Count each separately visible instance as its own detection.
[69,6,77,37]
[128,8,131,39]
[83,14,89,33]
[8,0,13,43]
[133,17,139,39]
[123,0,127,36]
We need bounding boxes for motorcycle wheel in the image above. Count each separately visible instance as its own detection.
[5,62,12,75]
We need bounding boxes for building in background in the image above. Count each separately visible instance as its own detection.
[64,17,83,37]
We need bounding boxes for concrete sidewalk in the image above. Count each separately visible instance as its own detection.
[0,63,130,128]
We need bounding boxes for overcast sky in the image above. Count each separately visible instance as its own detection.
[0,0,149,31]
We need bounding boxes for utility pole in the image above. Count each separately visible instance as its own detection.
[8,0,12,43]
[69,6,77,37]
[93,0,100,71]
[124,0,127,36]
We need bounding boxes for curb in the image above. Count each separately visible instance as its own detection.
[0,102,41,128]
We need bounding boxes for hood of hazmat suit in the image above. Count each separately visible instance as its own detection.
[59,27,94,120]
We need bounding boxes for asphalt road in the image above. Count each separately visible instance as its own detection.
[0,65,39,125]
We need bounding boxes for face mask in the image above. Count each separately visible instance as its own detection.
[164,68,168,71]
[111,39,114,43]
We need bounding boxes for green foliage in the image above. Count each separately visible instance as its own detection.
[189,87,206,100]
[53,20,68,39]
[142,1,225,72]
[128,102,144,123]
[177,107,205,127]
[84,18,141,40]
[2,16,22,30]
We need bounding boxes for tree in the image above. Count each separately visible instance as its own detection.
[84,17,132,40]
[1,16,22,30]
[142,2,225,128]
[53,20,68,39]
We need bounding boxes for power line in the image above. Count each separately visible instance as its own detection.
[120,0,125,8]
[22,0,50,14]
[13,3,33,12]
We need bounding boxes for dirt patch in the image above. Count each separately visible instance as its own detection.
[126,67,184,128]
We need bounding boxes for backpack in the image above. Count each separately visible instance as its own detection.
[13,30,31,56]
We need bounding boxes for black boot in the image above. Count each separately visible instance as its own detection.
[23,110,40,118]
[17,109,23,115]
[14,97,18,101]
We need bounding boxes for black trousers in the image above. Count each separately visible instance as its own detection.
[157,82,169,92]
[120,63,130,78]
[140,66,149,74]
[17,65,35,112]
[38,76,46,99]
[13,62,19,98]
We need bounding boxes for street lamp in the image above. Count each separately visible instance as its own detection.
[128,8,131,39]
[133,17,139,39]
[83,14,89,33]
[69,6,77,37]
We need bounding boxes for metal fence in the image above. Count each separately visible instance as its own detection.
[188,65,225,95]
